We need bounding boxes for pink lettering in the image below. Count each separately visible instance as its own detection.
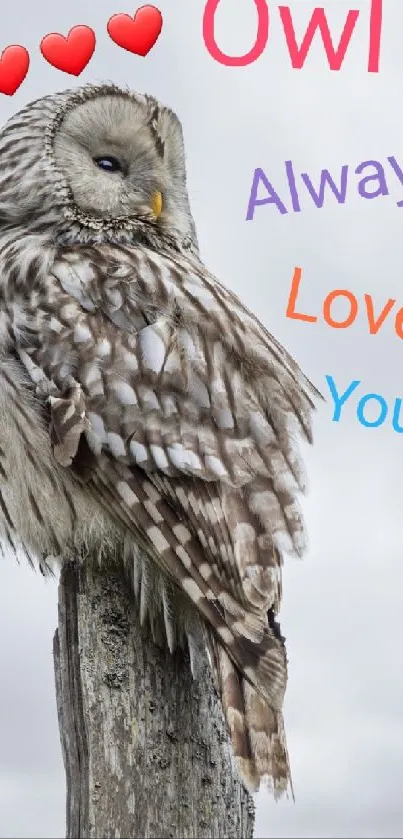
[203,0,269,67]
[279,5,360,71]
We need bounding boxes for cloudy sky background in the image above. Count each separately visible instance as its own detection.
[1,0,403,836]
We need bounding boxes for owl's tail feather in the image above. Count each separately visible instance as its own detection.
[216,644,294,799]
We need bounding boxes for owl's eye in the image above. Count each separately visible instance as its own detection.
[93,156,123,173]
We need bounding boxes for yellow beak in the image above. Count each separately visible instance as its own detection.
[151,190,163,218]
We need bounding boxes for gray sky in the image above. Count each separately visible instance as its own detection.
[1,0,403,836]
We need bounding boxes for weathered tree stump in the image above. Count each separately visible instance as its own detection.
[53,558,255,838]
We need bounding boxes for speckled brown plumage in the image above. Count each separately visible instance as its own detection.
[0,82,321,797]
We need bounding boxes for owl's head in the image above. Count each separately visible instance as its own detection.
[0,83,199,252]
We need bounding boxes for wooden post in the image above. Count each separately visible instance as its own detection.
[53,558,255,839]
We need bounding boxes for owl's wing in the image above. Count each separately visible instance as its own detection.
[20,241,320,712]
[49,241,319,494]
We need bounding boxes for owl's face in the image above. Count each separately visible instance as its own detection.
[0,84,199,251]
[53,95,168,222]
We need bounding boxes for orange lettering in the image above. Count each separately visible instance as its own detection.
[395,307,403,339]
[286,266,317,322]
[323,289,358,328]
[365,294,395,334]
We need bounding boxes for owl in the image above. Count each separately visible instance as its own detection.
[0,82,320,797]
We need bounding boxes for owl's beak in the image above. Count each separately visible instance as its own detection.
[151,191,163,218]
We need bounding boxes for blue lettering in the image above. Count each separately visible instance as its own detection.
[356,393,388,427]
[392,398,403,433]
[325,375,361,422]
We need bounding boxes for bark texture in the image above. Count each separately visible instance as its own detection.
[53,558,255,839]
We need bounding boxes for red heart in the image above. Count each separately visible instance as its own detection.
[40,25,96,76]
[107,5,163,57]
[0,45,30,96]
